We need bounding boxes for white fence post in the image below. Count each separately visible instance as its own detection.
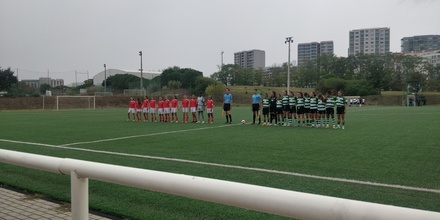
[71,171,89,220]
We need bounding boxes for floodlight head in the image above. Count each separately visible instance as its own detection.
[104,64,106,68]
[139,51,142,56]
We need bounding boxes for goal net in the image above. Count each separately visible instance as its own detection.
[56,96,96,110]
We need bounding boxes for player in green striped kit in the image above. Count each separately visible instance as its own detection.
[288,91,296,126]
[276,94,283,126]
[336,90,347,129]
[309,91,318,127]
[304,93,311,126]
[262,93,270,126]
[317,94,326,128]
[325,91,336,128]
[281,90,290,126]
[296,92,305,126]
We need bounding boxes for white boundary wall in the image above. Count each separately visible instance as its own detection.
[1,149,439,220]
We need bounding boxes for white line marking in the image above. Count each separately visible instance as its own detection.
[62,123,239,147]
[1,138,439,194]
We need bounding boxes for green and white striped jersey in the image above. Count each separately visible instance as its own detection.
[282,95,289,106]
[296,97,305,107]
[317,99,326,111]
[304,97,310,109]
[336,96,346,107]
[310,97,318,109]
[276,99,283,108]
[326,96,336,108]
[288,96,296,106]
[262,98,270,108]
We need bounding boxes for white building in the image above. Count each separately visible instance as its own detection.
[349,27,390,56]
[93,69,161,86]
[22,77,64,88]
[404,50,440,67]
[234,49,266,68]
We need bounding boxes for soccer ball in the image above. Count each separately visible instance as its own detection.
[241,119,246,124]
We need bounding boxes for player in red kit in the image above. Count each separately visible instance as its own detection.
[157,97,164,122]
[206,96,214,123]
[181,95,189,123]
[136,98,143,122]
[142,96,149,122]
[149,96,157,122]
[189,95,198,123]
[128,97,136,121]
[171,95,179,123]
[163,96,171,122]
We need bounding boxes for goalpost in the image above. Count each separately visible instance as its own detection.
[56,96,96,111]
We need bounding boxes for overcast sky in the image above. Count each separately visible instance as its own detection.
[1,0,439,84]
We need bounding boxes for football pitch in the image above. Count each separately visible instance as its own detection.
[0,106,439,219]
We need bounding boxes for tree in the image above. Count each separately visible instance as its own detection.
[210,64,239,86]
[205,83,225,103]
[105,74,148,90]
[194,77,221,94]
[161,67,203,90]
[7,82,39,97]
[39,83,51,94]
[0,67,18,91]
[167,80,182,90]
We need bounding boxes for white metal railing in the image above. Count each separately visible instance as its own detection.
[1,149,439,220]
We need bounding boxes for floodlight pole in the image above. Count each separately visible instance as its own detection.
[139,51,143,92]
[285,37,293,92]
[103,64,107,92]
[221,51,224,69]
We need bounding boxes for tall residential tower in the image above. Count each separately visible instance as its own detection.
[234,49,266,68]
[297,41,333,66]
[348,27,390,56]
[401,35,440,52]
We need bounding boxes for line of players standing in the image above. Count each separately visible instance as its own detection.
[256,90,347,129]
[127,94,215,124]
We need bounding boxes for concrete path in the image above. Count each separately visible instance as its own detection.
[0,186,116,220]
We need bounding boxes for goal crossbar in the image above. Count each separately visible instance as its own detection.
[56,96,96,111]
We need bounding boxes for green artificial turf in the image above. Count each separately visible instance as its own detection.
[0,106,439,219]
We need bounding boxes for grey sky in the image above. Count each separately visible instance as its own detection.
[1,0,439,84]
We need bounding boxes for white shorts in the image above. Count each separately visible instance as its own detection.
[171,108,177,113]
[150,108,156,114]
[207,108,213,114]
[197,106,204,111]
[158,108,163,114]
[163,108,170,114]
[142,108,149,113]
[128,108,135,113]
[182,107,189,113]
[136,109,142,113]
[190,107,196,113]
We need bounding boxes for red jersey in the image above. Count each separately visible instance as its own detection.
[149,99,156,108]
[158,100,164,108]
[142,99,149,108]
[181,99,189,108]
[171,99,178,108]
[136,102,142,109]
[129,100,136,108]
[189,99,197,107]
[206,99,214,108]
[163,99,170,108]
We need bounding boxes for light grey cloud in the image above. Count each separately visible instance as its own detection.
[1,0,439,84]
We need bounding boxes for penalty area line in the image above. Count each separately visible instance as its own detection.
[0,138,440,195]
[62,123,239,147]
